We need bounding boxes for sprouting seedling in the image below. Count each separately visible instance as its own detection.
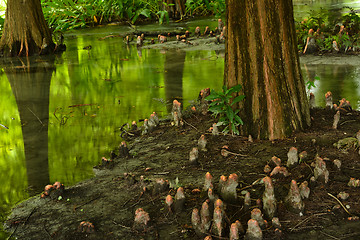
[205,84,245,135]
[306,75,319,91]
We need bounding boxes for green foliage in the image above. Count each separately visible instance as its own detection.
[40,0,226,32]
[41,0,173,33]
[306,75,319,91]
[296,7,360,53]
[205,84,245,135]
[185,0,225,17]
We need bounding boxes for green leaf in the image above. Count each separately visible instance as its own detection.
[234,115,244,125]
[208,105,223,114]
[205,92,221,101]
[225,84,242,95]
[314,76,320,81]
[219,116,228,124]
[231,123,236,134]
[233,127,240,135]
[225,106,234,123]
[223,126,229,134]
[139,9,151,18]
[231,95,245,105]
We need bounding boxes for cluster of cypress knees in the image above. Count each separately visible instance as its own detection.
[39,89,360,237]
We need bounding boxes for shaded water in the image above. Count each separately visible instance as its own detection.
[293,0,360,20]
[1,1,360,238]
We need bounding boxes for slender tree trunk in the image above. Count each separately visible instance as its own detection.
[225,0,310,140]
[0,0,55,57]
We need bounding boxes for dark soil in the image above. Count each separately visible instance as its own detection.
[4,107,360,240]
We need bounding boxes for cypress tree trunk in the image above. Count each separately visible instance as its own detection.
[225,0,310,140]
[0,0,55,57]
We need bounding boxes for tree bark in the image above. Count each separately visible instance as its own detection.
[165,0,186,19]
[0,0,55,57]
[225,0,310,140]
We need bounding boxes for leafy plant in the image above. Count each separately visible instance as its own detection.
[205,84,245,135]
[185,0,225,17]
[306,75,319,91]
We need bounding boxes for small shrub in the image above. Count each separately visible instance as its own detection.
[205,84,245,135]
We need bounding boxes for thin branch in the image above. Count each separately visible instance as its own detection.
[327,192,352,216]
[27,107,44,126]
[74,194,102,210]
[290,212,329,232]
[182,119,197,130]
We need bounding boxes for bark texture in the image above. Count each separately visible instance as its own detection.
[165,0,186,19]
[0,0,55,56]
[225,0,310,140]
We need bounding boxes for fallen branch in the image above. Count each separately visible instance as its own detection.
[327,192,352,216]
[182,119,197,130]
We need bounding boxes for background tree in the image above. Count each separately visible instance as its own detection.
[164,0,186,19]
[225,0,311,140]
[0,0,55,57]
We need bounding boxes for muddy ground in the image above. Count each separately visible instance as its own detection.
[4,103,360,239]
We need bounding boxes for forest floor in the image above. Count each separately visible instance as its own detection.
[4,105,360,240]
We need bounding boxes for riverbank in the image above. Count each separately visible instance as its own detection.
[4,106,360,239]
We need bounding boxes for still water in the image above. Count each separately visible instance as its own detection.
[1,1,360,238]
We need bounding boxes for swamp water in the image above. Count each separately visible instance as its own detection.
[1,4,360,238]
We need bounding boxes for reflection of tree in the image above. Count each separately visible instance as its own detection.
[164,50,186,113]
[4,56,55,195]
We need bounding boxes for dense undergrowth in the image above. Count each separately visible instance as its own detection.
[296,7,360,52]
[41,0,225,33]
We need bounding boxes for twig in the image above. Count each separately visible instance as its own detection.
[112,221,132,230]
[182,119,197,130]
[327,192,352,215]
[43,222,52,238]
[7,207,37,240]
[153,172,169,175]
[122,198,132,207]
[320,230,340,240]
[223,149,247,157]
[74,194,102,210]
[340,120,357,126]
[27,107,44,126]
[290,212,329,232]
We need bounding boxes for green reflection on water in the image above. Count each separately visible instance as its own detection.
[0,72,28,238]
[293,0,360,20]
[0,29,224,236]
[302,63,360,109]
[46,33,224,188]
